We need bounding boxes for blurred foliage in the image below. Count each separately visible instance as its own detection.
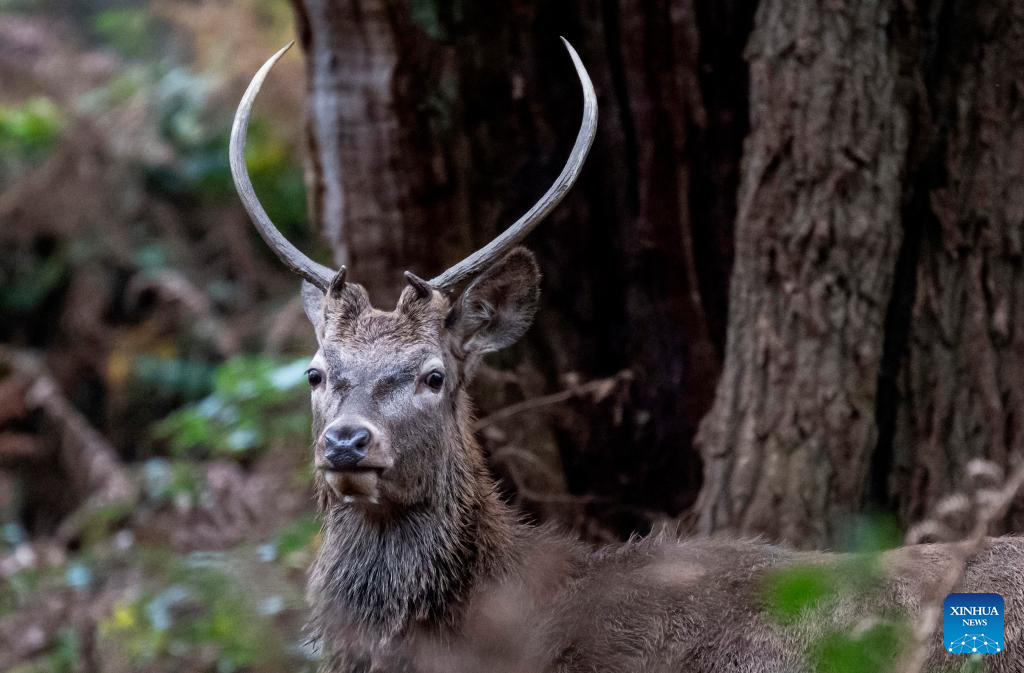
[153,356,309,459]
[761,516,913,673]
[764,563,837,622]
[0,245,68,315]
[0,564,43,618]
[142,458,206,510]
[0,97,63,156]
[99,561,280,671]
[132,355,216,401]
[810,621,909,673]
[4,533,315,671]
[7,628,80,673]
[99,545,312,672]
[258,513,320,570]
[0,3,318,671]
[92,8,154,59]
[0,97,64,177]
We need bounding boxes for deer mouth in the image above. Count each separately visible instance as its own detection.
[321,466,385,503]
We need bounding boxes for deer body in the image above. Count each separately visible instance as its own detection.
[307,479,1024,673]
[230,43,1023,673]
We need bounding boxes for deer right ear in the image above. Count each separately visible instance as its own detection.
[447,247,541,355]
[301,280,326,337]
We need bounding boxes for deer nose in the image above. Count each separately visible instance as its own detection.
[323,424,372,470]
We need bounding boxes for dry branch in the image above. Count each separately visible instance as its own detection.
[472,369,633,432]
[0,347,137,540]
[900,456,1024,672]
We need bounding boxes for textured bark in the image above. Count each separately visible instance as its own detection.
[694,0,909,546]
[892,1,1024,528]
[291,0,752,533]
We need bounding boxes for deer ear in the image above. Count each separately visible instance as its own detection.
[301,280,326,337]
[447,247,540,354]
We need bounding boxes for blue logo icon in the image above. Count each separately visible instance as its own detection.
[944,593,1004,654]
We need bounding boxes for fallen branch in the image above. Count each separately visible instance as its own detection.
[0,347,138,542]
[472,369,632,432]
[0,432,41,465]
[900,455,1024,673]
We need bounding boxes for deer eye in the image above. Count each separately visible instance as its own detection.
[424,370,445,392]
[306,368,324,387]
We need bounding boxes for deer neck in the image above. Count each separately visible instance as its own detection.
[308,434,520,641]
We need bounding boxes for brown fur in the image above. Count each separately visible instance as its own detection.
[298,248,1023,673]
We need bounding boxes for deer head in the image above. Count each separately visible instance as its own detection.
[229,40,597,512]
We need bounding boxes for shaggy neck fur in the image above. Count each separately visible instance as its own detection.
[308,414,520,643]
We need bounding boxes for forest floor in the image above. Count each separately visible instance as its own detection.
[0,4,329,671]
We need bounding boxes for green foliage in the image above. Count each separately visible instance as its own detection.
[251,0,297,33]
[0,554,92,619]
[0,97,63,156]
[92,8,154,60]
[764,552,884,624]
[141,68,308,235]
[764,564,837,621]
[155,118,307,233]
[762,515,915,672]
[811,621,909,673]
[0,97,64,177]
[133,355,216,401]
[0,248,67,313]
[240,120,309,234]
[76,66,150,111]
[259,514,320,569]
[835,513,902,553]
[99,557,287,672]
[153,356,309,459]
[142,458,206,509]
[0,0,44,12]
[0,565,42,617]
[6,628,80,673]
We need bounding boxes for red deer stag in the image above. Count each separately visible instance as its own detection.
[230,41,1023,673]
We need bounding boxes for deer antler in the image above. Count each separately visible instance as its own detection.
[229,42,335,291]
[230,39,597,295]
[424,38,598,292]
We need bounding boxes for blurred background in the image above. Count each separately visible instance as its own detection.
[2,0,1023,671]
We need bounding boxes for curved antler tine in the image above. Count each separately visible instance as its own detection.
[403,271,433,299]
[427,38,598,292]
[230,42,335,292]
[328,267,349,297]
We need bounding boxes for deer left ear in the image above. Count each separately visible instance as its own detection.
[301,280,326,338]
[447,247,541,355]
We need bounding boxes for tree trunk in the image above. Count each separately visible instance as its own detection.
[694,0,909,547]
[697,0,1024,547]
[291,0,752,534]
[891,0,1024,529]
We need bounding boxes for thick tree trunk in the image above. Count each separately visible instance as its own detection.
[891,0,1024,528]
[291,0,752,534]
[694,0,909,547]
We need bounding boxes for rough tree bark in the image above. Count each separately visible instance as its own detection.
[694,0,909,546]
[290,0,753,533]
[891,0,1024,528]
[698,0,1024,547]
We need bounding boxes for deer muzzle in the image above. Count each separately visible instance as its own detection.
[316,420,393,502]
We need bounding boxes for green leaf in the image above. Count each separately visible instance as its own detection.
[764,564,837,620]
[812,621,909,673]
[92,8,153,59]
[152,356,310,460]
[0,252,67,313]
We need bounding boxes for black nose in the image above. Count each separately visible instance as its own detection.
[323,425,372,470]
